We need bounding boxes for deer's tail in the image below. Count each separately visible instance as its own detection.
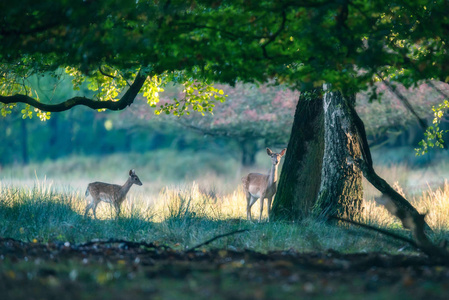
[241,175,249,193]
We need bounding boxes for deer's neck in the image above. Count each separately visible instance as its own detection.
[119,178,133,200]
[268,163,278,186]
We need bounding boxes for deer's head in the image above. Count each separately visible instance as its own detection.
[129,169,143,186]
[266,148,286,166]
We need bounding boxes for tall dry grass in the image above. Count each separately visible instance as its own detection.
[2,154,449,252]
[361,163,449,231]
[95,178,449,233]
[2,170,449,230]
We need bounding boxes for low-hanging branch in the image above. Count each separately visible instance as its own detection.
[426,80,449,101]
[342,98,449,259]
[0,71,147,112]
[346,98,432,228]
[333,216,449,260]
[331,216,419,248]
[378,75,428,132]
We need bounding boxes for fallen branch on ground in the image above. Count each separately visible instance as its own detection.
[186,229,249,252]
[78,238,171,250]
[331,216,418,248]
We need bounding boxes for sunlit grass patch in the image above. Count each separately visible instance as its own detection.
[412,181,449,231]
[0,181,82,242]
[151,182,247,222]
[1,171,449,253]
[361,180,449,231]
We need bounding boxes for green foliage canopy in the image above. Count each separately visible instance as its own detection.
[1,0,448,118]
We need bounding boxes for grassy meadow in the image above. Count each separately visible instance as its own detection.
[1,148,449,253]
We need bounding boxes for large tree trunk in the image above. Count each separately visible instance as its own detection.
[313,85,363,220]
[271,89,324,220]
[272,83,426,228]
[272,85,363,221]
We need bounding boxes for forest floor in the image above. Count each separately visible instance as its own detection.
[1,237,449,300]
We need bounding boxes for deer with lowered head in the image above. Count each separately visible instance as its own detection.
[84,169,142,219]
[242,148,286,222]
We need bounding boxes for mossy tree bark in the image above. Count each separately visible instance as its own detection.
[271,89,324,220]
[273,83,425,224]
[313,85,363,220]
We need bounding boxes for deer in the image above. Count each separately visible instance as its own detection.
[84,169,142,219]
[242,148,286,222]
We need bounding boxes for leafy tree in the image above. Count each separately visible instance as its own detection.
[2,1,448,221]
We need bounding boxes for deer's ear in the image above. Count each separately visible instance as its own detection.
[266,148,273,156]
[280,148,287,156]
[129,169,134,176]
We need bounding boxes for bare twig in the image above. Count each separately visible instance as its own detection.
[77,238,171,250]
[186,229,249,252]
[426,80,449,100]
[378,74,428,131]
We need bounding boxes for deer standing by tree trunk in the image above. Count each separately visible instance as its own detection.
[242,148,286,222]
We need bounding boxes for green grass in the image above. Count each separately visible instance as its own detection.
[2,149,449,252]
[1,180,447,254]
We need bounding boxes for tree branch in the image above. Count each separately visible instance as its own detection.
[426,80,449,100]
[186,229,249,253]
[78,238,171,250]
[331,216,418,248]
[98,66,117,79]
[378,74,428,131]
[334,215,449,260]
[0,71,147,112]
[261,10,287,59]
[345,99,432,230]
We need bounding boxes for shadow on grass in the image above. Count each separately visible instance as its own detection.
[0,198,254,249]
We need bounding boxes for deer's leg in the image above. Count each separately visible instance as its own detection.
[267,196,273,222]
[246,192,253,221]
[249,196,258,207]
[259,194,265,222]
[114,203,121,218]
[92,201,99,219]
[84,202,93,217]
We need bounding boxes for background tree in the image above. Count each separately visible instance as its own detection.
[178,83,298,166]
[126,82,298,166]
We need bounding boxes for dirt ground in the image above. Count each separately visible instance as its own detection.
[1,237,449,299]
